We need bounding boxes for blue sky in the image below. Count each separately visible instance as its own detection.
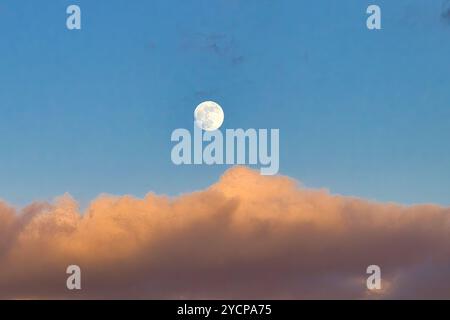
[0,0,449,207]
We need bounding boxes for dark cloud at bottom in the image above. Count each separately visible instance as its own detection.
[0,167,450,299]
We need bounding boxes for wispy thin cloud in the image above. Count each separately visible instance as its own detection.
[179,32,246,66]
[442,0,450,24]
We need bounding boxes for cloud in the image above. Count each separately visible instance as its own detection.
[0,167,450,299]
[442,0,450,23]
[179,32,245,66]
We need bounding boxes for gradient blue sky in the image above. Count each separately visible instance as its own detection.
[0,0,449,207]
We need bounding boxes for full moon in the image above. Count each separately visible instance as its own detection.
[194,101,224,131]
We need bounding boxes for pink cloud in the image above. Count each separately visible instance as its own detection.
[0,167,449,299]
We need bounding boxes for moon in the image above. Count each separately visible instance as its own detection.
[194,101,224,131]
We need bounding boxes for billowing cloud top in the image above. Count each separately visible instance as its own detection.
[0,167,449,299]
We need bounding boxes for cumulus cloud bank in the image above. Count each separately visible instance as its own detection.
[0,167,450,299]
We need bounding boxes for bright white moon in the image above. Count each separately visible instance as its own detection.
[194,101,224,131]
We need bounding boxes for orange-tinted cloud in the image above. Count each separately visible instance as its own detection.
[0,166,450,299]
